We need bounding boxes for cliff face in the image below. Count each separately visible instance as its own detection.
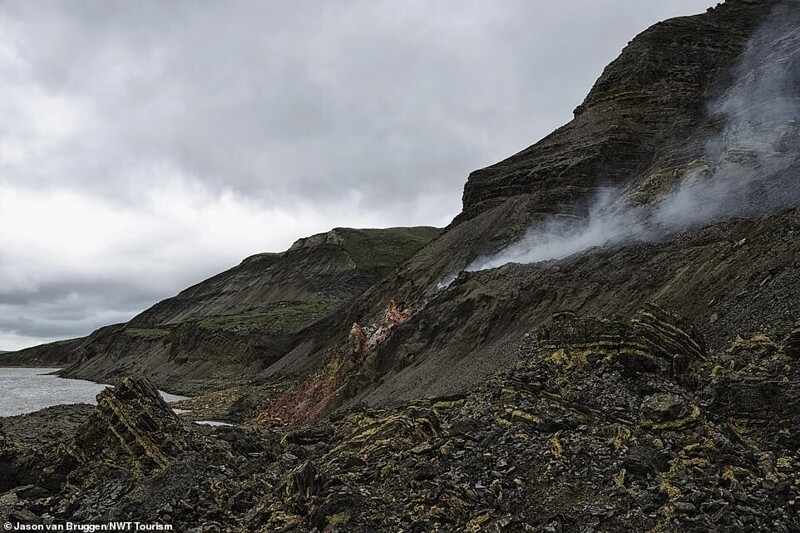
[459,0,770,223]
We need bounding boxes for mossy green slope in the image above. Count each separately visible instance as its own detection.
[336,227,442,270]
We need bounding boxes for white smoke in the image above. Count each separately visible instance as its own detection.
[461,2,800,276]
[467,187,645,271]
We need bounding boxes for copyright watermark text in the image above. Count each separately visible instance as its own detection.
[4,523,172,532]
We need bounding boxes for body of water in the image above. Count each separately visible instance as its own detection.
[0,367,187,417]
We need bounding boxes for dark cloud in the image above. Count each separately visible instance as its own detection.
[1,276,180,340]
[0,1,714,350]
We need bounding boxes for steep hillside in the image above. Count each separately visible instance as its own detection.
[245,0,800,423]
[0,338,85,367]
[459,1,763,223]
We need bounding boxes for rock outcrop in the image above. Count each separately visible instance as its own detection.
[782,322,800,358]
[252,300,416,427]
[63,377,192,478]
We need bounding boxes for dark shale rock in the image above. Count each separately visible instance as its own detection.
[782,322,800,358]
[283,461,323,500]
[458,0,773,222]
[282,426,334,446]
[3,308,800,530]
[0,404,94,452]
[64,377,192,478]
[640,394,687,423]
[533,305,706,378]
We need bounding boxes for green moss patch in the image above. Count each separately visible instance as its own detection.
[123,328,171,340]
[336,227,440,270]
[197,301,338,334]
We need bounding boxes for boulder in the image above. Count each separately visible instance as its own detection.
[640,393,687,423]
[64,377,191,478]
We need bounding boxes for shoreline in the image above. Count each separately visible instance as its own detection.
[0,367,191,419]
[0,364,195,397]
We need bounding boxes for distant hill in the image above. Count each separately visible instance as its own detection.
[0,338,85,367]
[129,226,441,327]
[10,226,440,394]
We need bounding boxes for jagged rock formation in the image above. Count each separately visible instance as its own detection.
[62,378,193,477]
[251,300,415,427]
[783,322,800,358]
[1,379,197,501]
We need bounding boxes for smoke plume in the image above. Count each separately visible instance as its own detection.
[464,2,800,275]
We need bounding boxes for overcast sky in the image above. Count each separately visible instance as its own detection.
[0,1,715,351]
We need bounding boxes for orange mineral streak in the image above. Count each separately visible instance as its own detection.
[385,299,414,325]
[251,300,414,428]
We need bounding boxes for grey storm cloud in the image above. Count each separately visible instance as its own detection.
[0,0,715,349]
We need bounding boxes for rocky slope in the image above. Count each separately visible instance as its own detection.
[0,338,84,367]
[129,226,441,327]
[3,309,800,530]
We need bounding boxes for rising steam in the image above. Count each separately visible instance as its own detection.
[462,3,800,276]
